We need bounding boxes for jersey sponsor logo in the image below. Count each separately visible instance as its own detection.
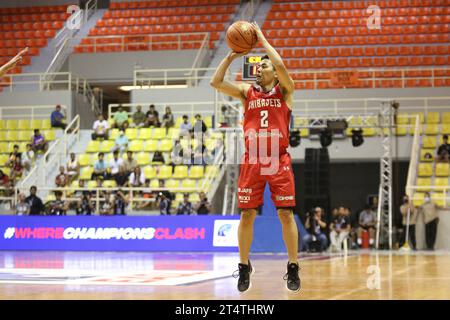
[238,188,252,194]
[246,131,284,138]
[275,195,294,201]
[238,195,251,202]
[248,98,281,110]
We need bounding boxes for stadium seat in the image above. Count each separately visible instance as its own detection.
[397,113,410,125]
[41,119,52,130]
[129,140,143,152]
[426,112,440,124]
[205,165,219,177]
[7,131,18,141]
[165,179,180,189]
[189,165,204,179]
[152,128,166,139]
[87,180,98,188]
[422,136,437,149]
[125,128,138,140]
[17,131,31,141]
[436,163,449,177]
[425,124,439,135]
[418,163,433,177]
[144,166,156,179]
[420,149,434,162]
[100,140,115,153]
[157,165,172,179]
[6,120,18,130]
[80,167,94,180]
[168,128,180,140]
[144,140,157,152]
[189,193,200,203]
[412,192,425,207]
[109,129,119,140]
[86,140,101,153]
[78,154,92,167]
[431,193,446,208]
[0,132,8,142]
[181,178,196,191]
[139,128,152,140]
[434,178,449,188]
[442,112,450,124]
[0,154,8,166]
[158,139,173,152]
[103,180,117,188]
[173,165,188,179]
[17,120,30,130]
[442,124,450,135]
[136,152,150,166]
[149,179,159,189]
[416,178,432,192]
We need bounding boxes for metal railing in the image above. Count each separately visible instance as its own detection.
[0,105,67,121]
[405,115,421,198]
[134,67,223,87]
[84,0,98,25]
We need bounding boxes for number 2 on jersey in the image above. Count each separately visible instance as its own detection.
[260,110,268,127]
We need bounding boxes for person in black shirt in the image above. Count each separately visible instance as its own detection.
[145,104,160,127]
[25,186,45,215]
[195,192,211,215]
[176,193,194,215]
[437,134,450,162]
[48,191,68,215]
[76,191,94,215]
[158,191,171,215]
[115,165,129,187]
[303,207,328,252]
[113,190,128,215]
[6,144,21,167]
[152,151,165,164]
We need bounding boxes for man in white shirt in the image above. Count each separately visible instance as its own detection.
[109,150,124,178]
[92,114,109,140]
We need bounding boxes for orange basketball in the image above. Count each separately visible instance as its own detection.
[226,21,257,53]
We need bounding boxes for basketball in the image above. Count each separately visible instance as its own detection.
[226,21,257,53]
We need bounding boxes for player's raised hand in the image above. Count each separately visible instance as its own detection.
[227,50,249,60]
[251,21,267,44]
[0,47,28,75]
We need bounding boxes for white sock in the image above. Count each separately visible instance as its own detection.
[369,239,374,245]
[357,238,362,245]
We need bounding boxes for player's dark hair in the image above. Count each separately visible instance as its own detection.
[261,54,270,61]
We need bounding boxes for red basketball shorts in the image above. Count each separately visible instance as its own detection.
[237,152,296,209]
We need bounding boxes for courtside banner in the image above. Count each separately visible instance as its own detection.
[0,216,240,252]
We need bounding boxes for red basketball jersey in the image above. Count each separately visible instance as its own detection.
[243,83,291,157]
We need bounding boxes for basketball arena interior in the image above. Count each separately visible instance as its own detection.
[0,0,449,302]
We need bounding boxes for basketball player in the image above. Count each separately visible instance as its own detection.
[0,48,28,77]
[210,22,300,293]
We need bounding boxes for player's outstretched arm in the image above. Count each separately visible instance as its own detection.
[0,47,28,77]
[251,22,295,95]
[210,51,251,100]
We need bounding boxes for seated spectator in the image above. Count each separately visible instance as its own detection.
[152,151,165,164]
[91,152,109,180]
[55,165,68,188]
[76,191,94,216]
[123,151,137,175]
[145,104,160,127]
[115,165,129,187]
[48,191,68,215]
[6,144,21,167]
[50,105,66,130]
[66,153,80,184]
[161,105,174,131]
[112,189,129,215]
[15,193,30,216]
[31,129,48,153]
[10,155,23,184]
[129,166,145,188]
[329,206,351,252]
[21,143,35,172]
[122,120,130,131]
[95,175,104,188]
[303,207,328,252]
[192,113,208,138]
[0,170,11,195]
[109,150,124,178]
[132,105,146,128]
[25,186,45,215]
[113,105,129,129]
[176,193,194,215]
[437,134,450,162]
[157,190,172,215]
[92,114,109,140]
[358,204,377,248]
[219,105,232,127]
[179,115,192,137]
[113,129,128,154]
[100,191,114,215]
[195,191,211,215]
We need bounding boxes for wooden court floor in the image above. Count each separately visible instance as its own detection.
[0,250,449,300]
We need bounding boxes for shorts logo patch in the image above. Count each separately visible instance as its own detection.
[275,195,294,201]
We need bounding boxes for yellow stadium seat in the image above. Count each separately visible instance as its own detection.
[149,179,159,188]
[17,131,31,141]
[436,163,449,177]
[108,119,115,127]
[442,124,450,135]
[181,179,196,191]
[424,124,439,135]
[422,136,437,149]
[175,193,184,202]
[144,166,156,180]
[136,152,150,166]
[0,120,5,130]
[86,140,100,153]
[434,178,449,188]
[0,154,8,166]
[144,140,157,152]
[393,126,407,136]
[18,142,27,153]
[189,165,204,179]
[412,192,425,207]
[0,132,8,142]
[204,116,213,128]
[7,131,19,141]
[408,124,422,135]
[1,167,11,176]
[418,163,433,177]
[70,180,81,188]
[6,143,15,153]
[125,128,138,140]
[410,112,424,124]
[431,192,446,207]
[138,128,152,140]
[397,113,410,125]
[416,178,431,192]
[152,128,166,140]
[173,165,188,179]
[294,117,308,127]
[0,142,8,152]
[165,179,180,189]
[100,140,115,153]
[348,116,362,126]
[299,128,309,138]
[205,165,219,177]
[43,130,56,141]
[205,138,217,150]
[78,154,91,167]
[420,149,434,162]
[87,180,98,188]
[168,128,180,140]
[157,165,172,179]
[362,128,377,136]
[198,179,211,192]
[128,140,143,152]
[158,139,173,152]
[171,200,180,209]
[46,194,56,202]
[17,120,31,130]
[175,117,184,128]
[180,138,191,150]
[108,128,119,140]
[442,112,450,124]
[6,120,18,130]
[80,167,94,180]
[426,112,440,124]
[103,180,117,188]
[189,193,200,203]
[30,119,42,130]
[41,119,51,130]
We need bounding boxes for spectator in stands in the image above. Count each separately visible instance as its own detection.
[0,47,28,77]
[129,166,145,188]
[193,114,208,137]
[418,192,440,250]
[100,191,114,215]
[0,170,11,196]
[152,151,165,164]
[113,105,129,129]
[92,114,109,140]
[50,105,66,130]
[399,194,417,250]
[6,144,21,167]
[177,193,194,215]
[132,105,146,128]
[192,143,206,166]
[95,175,104,188]
[145,104,160,127]
[113,129,128,154]
[25,186,45,215]
[122,120,130,132]
[219,105,232,127]
[123,151,137,175]
[179,115,192,137]
[66,153,79,184]
[76,191,94,215]
[358,204,377,248]
[55,165,69,188]
[21,143,35,173]
[303,207,328,252]
[161,106,174,131]
[170,140,184,167]
[31,129,48,153]
[115,165,129,187]
[109,150,123,178]
[437,134,450,162]
[92,152,108,180]
[329,206,351,252]
[48,191,68,215]
[113,189,129,215]
[157,190,172,215]
[195,191,211,215]
[15,193,30,216]
[10,155,24,184]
